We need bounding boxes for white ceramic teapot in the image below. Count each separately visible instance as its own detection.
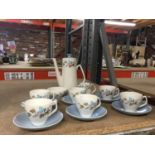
[53,57,86,89]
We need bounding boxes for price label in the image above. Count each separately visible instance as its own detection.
[48,71,56,77]
[4,72,34,80]
[131,72,148,79]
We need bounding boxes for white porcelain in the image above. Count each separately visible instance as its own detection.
[120,92,148,112]
[78,82,96,94]
[48,87,68,99]
[30,89,50,99]
[99,85,119,100]
[53,57,86,89]
[74,94,101,118]
[69,87,86,103]
[96,90,120,102]
[21,98,58,126]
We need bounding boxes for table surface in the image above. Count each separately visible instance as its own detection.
[116,78,155,97]
[1,80,155,135]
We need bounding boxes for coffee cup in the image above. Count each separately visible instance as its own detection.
[99,85,119,100]
[30,89,50,99]
[68,87,86,103]
[21,98,58,126]
[48,87,68,100]
[120,91,148,112]
[78,82,96,94]
[74,94,101,118]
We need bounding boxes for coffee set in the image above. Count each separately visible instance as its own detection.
[13,56,152,131]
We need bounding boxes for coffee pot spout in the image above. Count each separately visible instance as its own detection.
[52,58,63,87]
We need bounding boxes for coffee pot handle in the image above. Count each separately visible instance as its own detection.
[76,64,86,84]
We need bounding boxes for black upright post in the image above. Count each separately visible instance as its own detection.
[100,21,117,86]
[48,27,52,58]
[126,30,131,50]
[65,19,72,56]
[81,19,89,78]
[88,19,103,84]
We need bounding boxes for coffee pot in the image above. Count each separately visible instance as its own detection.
[53,56,86,89]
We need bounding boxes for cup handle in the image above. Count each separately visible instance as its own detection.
[51,93,55,100]
[76,64,86,84]
[49,101,58,117]
[138,96,148,108]
[21,102,25,107]
[96,98,101,109]
[91,85,97,94]
[113,88,120,98]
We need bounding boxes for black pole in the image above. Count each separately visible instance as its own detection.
[99,21,117,86]
[48,27,52,58]
[65,19,72,56]
[126,30,131,50]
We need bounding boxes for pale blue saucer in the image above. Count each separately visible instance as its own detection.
[61,95,75,105]
[95,91,120,102]
[13,111,63,130]
[66,105,107,121]
[112,100,152,116]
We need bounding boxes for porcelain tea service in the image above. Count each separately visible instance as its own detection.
[99,85,120,101]
[120,91,148,112]
[13,77,152,130]
[21,98,58,126]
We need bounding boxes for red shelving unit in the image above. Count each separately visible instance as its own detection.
[0,19,128,34]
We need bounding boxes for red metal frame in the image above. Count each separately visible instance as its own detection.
[0,19,128,34]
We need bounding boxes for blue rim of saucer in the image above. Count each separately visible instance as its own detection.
[112,100,152,116]
[13,111,63,130]
[100,96,120,102]
[61,95,75,105]
[66,105,107,121]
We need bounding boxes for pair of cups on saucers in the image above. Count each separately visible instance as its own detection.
[68,82,102,118]
[21,87,67,126]
[98,85,149,113]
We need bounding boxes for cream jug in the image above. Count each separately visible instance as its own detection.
[53,57,86,89]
